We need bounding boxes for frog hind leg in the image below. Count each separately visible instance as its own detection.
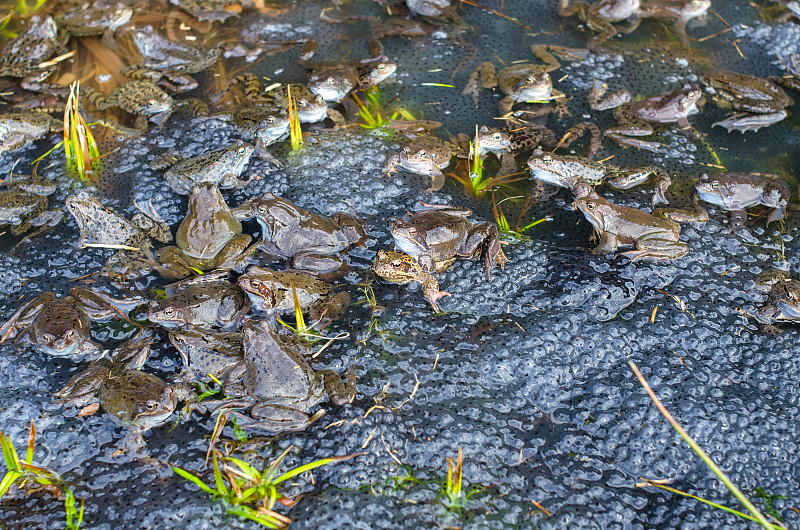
[418,271,450,312]
[547,122,603,160]
[120,66,163,84]
[215,234,256,272]
[623,236,688,261]
[712,111,788,133]
[309,291,350,330]
[318,366,356,406]
[462,222,507,279]
[729,208,748,230]
[246,404,323,434]
[604,120,663,151]
[158,73,198,94]
[591,231,620,255]
[0,292,54,343]
[426,168,446,192]
[462,62,496,103]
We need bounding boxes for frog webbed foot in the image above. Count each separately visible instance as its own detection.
[462,62,496,103]
[418,272,450,312]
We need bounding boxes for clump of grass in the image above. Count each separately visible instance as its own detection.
[63,81,100,180]
[352,86,415,131]
[287,85,303,152]
[493,195,548,237]
[16,0,47,14]
[448,127,526,197]
[1,421,85,530]
[438,447,483,511]
[172,446,364,528]
[629,361,787,529]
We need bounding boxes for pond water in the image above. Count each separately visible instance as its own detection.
[0,0,799,528]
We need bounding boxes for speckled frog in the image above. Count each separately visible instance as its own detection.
[701,70,793,132]
[754,270,800,324]
[384,135,460,191]
[574,191,687,261]
[373,250,451,312]
[159,141,253,195]
[56,3,132,49]
[0,286,142,358]
[237,266,351,329]
[0,16,69,95]
[156,183,257,279]
[391,205,508,278]
[0,112,61,155]
[208,318,355,434]
[0,176,62,240]
[695,172,790,229]
[147,271,249,330]
[233,193,367,277]
[168,327,243,384]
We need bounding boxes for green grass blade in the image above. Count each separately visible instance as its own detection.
[272,453,364,485]
[171,466,219,497]
[1,433,21,471]
[25,421,35,464]
[222,457,260,481]
[0,470,22,498]
[629,361,778,529]
[211,451,228,497]
[226,505,282,528]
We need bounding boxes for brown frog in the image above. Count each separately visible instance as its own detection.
[0,16,69,95]
[0,176,62,241]
[694,172,790,229]
[373,250,451,312]
[701,70,793,132]
[168,327,243,384]
[156,183,257,279]
[0,112,61,155]
[574,191,688,261]
[391,205,508,279]
[753,270,800,325]
[383,135,461,191]
[558,0,654,48]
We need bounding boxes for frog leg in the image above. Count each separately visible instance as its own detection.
[557,0,589,18]
[133,200,173,243]
[729,208,748,230]
[463,222,508,279]
[255,139,285,166]
[317,366,356,406]
[548,122,603,160]
[530,44,562,73]
[70,286,143,322]
[426,168,446,192]
[54,363,111,404]
[605,120,663,151]
[309,291,350,330]
[291,251,352,280]
[157,73,199,94]
[462,62,497,103]
[0,292,53,343]
[219,172,255,191]
[769,75,800,93]
[588,78,632,111]
[215,234,257,272]
[20,70,70,97]
[656,201,709,224]
[326,108,347,127]
[712,111,788,133]
[174,98,209,116]
[383,153,402,177]
[591,231,620,255]
[244,403,324,434]
[92,118,142,137]
[587,19,623,49]
[417,271,450,312]
[622,234,688,261]
[120,66,163,84]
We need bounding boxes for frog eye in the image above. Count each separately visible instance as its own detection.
[491,134,501,141]
[140,401,160,413]
[525,76,534,84]
[163,308,175,317]
[391,260,403,268]
[251,280,261,288]
[237,146,247,155]
[586,202,597,210]
[266,116,275,123]
[9,215,21,223]
[41,333,54,343]
[66,330,76,339]
[407,227,417,236]
[544,73,550,81]
[711,181,719,189]
[542,155,552,163]
[417,150,426,156]
[326,77,336,85]
[258,206,268,215]
[298,99,308,108]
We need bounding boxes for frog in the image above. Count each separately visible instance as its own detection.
[373,250,451,312]
[458,122,603,177]
[383,135,463,191]
[232,193,368,278]
[0,176,62,240]
[694,172,790,229]
[753,270,800,324]
[641,0,711,39]
[237,266,351,329]
[55,2,133,49]
[157,141,254,195]
[0,112,61,155]
[147,270,249,330]
[462,45,569,118]
[229,106,290,156]
[527,151,672,206]
[224,76,342,126]
[121,27,223,93]
[0,16,69,96]
[391,205,508,279]
[155,183,257,279]
[168,327,243,384]
[558,0,654,48]
[171,0,254,22]
[574,191,688,261]
[769,52,800,94]
[701,70,793,132]
[298,38,397,103]
[208,318,355,434]
[55,334,195,436]
[65,192,173,277]
[83,81,208,133]
[588,80,703,151]
[0,286,142,358]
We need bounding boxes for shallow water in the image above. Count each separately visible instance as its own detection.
[1,0,800,529]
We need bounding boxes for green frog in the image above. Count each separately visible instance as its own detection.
[237,266,350,329]
[171,0,253,23]
[55,3,133,49]
[55,334,195,434]
[159,141,254,195]
[588,81,703,151]
[168,327,243,384]
[701,70,793,132]
[558,0,653,48]
[232,193,367,277]
[156,183,257,279]
[147,271,249,330]
[694,172,790,229]
[462,45,568,118]
[65,192,173,277]
[754,270,800,324]
[0,286,142,358]
[121,27,223,93]
[383,135,461,191]
[0,16,69,95]
[0,112,60,155]
[527,152,672,206]
[574,191,688,261]
[0,176,62,239]
[373,250,451,312]
[299,38,397,102]
[209,318,355,434]
[391,206,508,279]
